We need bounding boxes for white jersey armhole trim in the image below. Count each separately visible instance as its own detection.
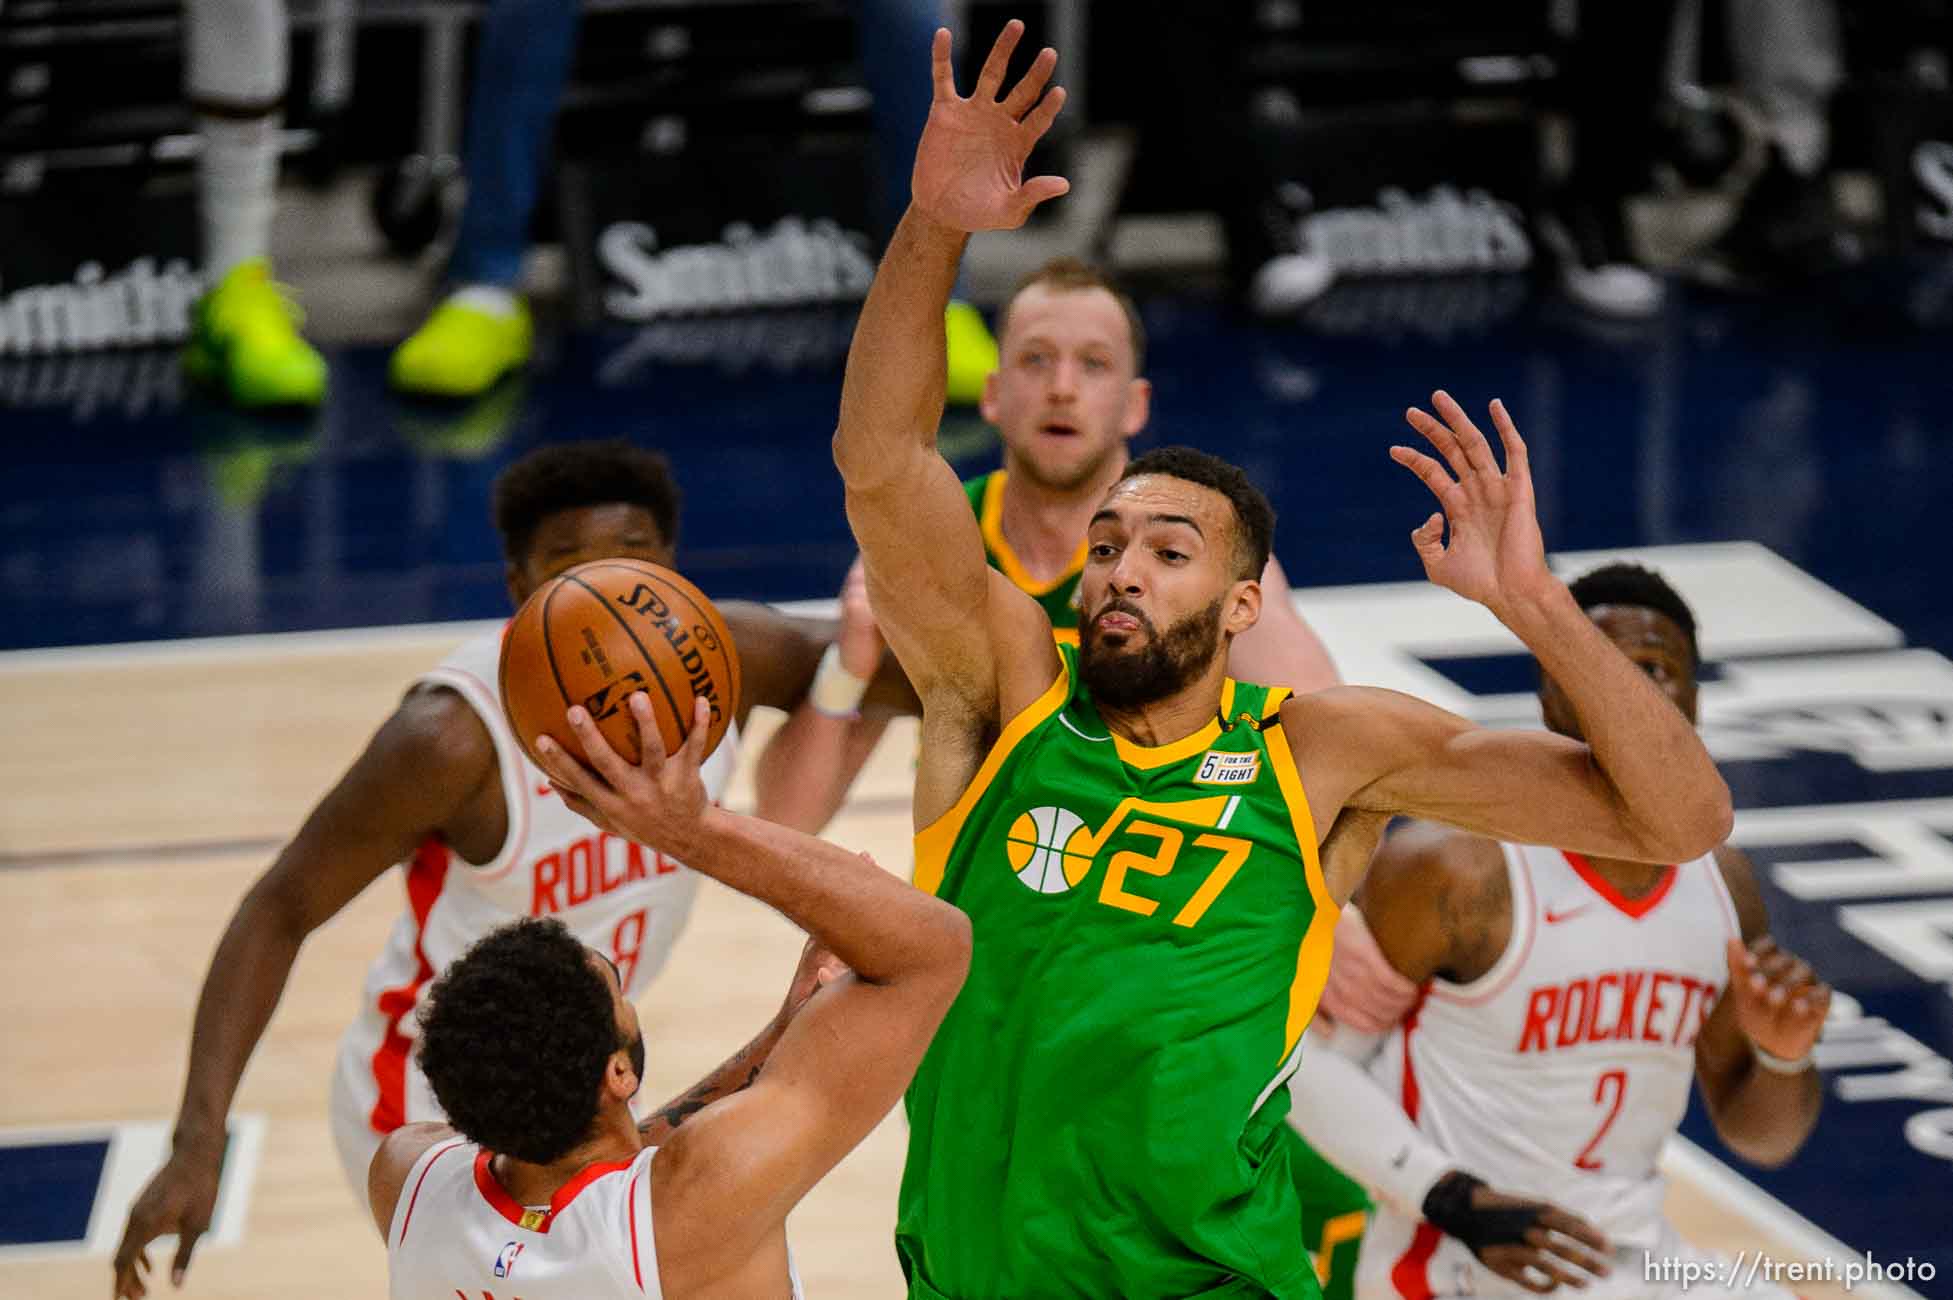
[1428,842,1536,1007]
[417,665,532,880]
[388,1136,471,1250]
[1704,850,1743,950]
[628,1146,663,1297]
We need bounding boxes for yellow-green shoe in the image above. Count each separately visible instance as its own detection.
[389,290,533,398]
[181,259,328,408]
[945,299,998,406]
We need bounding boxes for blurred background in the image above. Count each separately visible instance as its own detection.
[3,0,1950,650]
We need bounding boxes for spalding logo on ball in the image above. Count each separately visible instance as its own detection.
[499,558,743,769]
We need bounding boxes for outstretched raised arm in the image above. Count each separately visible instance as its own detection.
[832,23,1069,809]
[1289,394,1733,901]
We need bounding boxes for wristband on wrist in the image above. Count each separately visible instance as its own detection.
[1749,1039,1816,1075]
[810,643,871,719]
[1421,1170,1544,1255]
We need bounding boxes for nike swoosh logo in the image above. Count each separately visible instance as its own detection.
[1390,1147,1411,1170]
[1544,904,1594,924]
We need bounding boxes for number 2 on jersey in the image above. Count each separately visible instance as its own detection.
[1574,1067,1627,1170]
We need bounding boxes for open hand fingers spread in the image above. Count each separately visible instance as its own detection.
[1431,390,1502,478]
[628,693,669,775]
[567,703,634,787]
[681,695,713,767]
[930,27,955,99]
[1020,86,1069,146]
[974,18,1024,100]
[1390,444,1462,510]
[1002,45,1057,118]
[1404,405,1471,481]
[533,732,600,802]
[1489,398,1531,484]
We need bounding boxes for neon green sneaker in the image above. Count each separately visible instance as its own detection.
[389,290,533,398]
[181,259,327,408]
[945,299,998,406]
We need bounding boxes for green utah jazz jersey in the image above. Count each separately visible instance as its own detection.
[964,470,1084,637]
[898,642,1339,1300]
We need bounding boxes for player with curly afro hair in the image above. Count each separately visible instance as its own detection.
[416,917,642,1165]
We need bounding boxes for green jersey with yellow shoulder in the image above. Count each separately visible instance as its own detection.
[897,640,1338,1299]
[964,470,1084,638]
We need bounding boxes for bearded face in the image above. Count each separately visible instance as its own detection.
[1078,594,1226,711]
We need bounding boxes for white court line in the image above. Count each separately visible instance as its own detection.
[0,1115,266,1263]
[1659,1135,1929,1300]
[0,619,504,673]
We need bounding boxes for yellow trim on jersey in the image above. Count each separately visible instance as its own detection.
[1105,678,1234,769]
[1110,717,1223,770]
[1053,627,1079,647]
[979,470,1089,597]
[913,659,1073,896]
[1264,708,1340,1061]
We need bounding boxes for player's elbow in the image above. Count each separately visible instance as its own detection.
[922,903,973,1000]
[1667,776,1735,862]
[832,426,884,492]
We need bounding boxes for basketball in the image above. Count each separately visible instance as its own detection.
[498,558,742,771]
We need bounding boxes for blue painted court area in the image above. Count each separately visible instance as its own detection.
[0,1139,107,1246]
[3,272,1950,1291]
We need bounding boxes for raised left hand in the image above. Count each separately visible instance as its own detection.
[911,20,1070,233]
[1726,936,1830,1065]
[1391,392,1551,620]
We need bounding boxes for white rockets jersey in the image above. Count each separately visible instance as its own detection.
[386,1139,806,1300]
[330,630,738,1188]
[1362,842,1741,1300]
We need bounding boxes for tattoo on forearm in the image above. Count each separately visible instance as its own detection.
[641,1061,765,1136]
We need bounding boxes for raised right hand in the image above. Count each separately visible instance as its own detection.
[912,20,1070,233]
[112,1148,221,1299]
[535,695,713,856]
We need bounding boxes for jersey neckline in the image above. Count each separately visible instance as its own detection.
[1560,850,1678,919]
[473,1148,636,1232]
[979,470,1089,597]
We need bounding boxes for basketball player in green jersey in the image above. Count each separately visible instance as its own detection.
[754,254,1381,1296]
[575,23,1727,1298]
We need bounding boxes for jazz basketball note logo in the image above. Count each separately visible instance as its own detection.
[1005,805,1094,895]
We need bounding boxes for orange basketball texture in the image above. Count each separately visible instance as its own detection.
[499,559,742,771]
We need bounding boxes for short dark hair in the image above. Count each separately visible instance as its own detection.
[997,257,1147,374]
[1567,562,1701,665]
[491,440,682,564]
[417,918,622,1164]
[1118,446,1273,581]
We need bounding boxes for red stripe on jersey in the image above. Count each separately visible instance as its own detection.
[1400,983,1431,1120]
[629,1165,645,1291]
[1391,1222,1443,1300]
[396,1139,466,1246]
[472,1149,635,1232]
[369,839,452,1134]
[1562,851,1677,919]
